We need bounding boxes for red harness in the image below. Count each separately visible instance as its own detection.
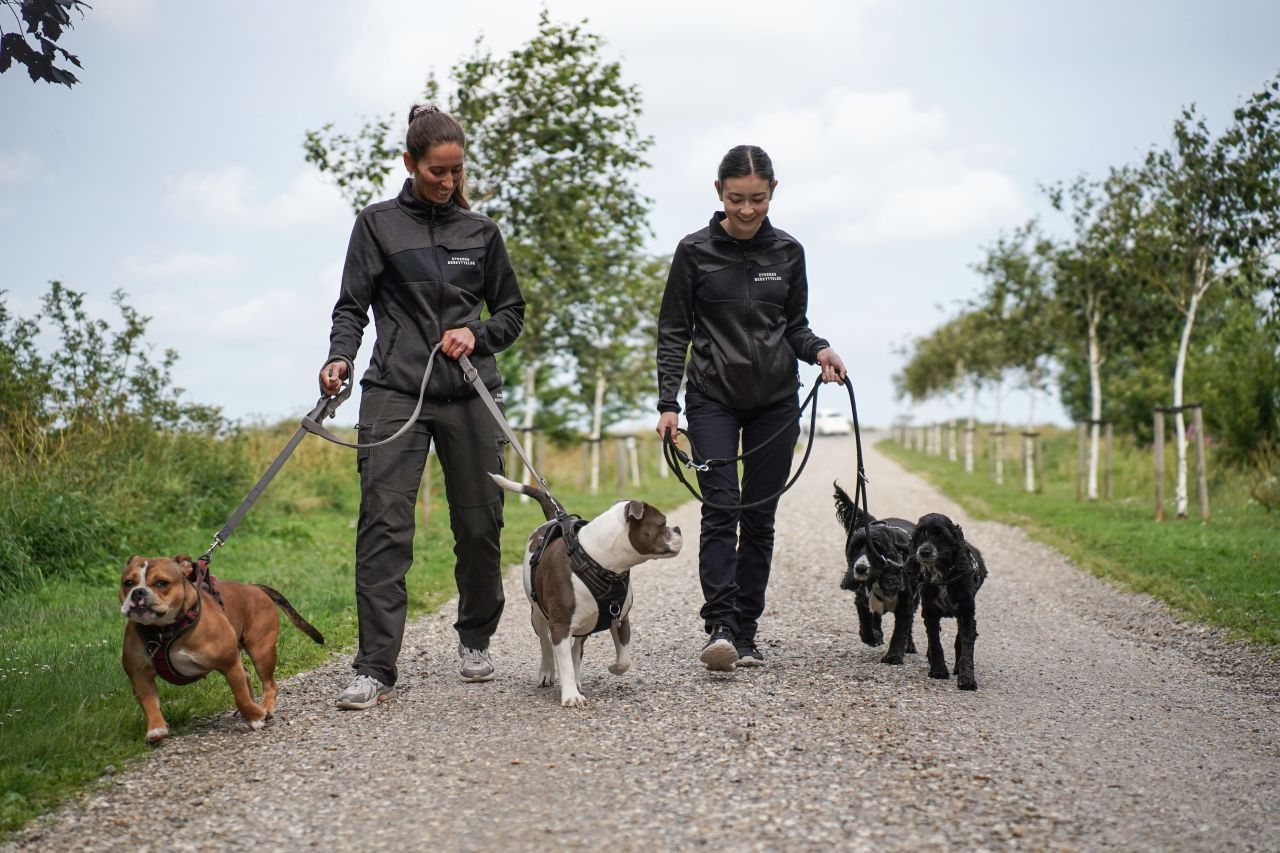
[135,558,223,686]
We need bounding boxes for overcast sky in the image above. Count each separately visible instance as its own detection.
[4,1,1278,431]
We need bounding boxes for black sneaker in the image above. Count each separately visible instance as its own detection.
[736,641,765,667]
[700,625,738,671]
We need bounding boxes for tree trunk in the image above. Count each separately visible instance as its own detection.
[589,367,605,495]
[1087,302,1102,501]
[1173,252,1209,518]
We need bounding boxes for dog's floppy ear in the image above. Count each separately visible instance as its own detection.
[888,526,912,551]
[953,523,964,542]
[625,500,645,521]
[172,554,194,569]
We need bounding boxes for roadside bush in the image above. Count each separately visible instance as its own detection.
[0,284,252,592]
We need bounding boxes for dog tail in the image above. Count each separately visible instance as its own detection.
[255,585,325,644]
[489,472,558,521]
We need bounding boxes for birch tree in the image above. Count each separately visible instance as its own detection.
[1137,74,1280,516]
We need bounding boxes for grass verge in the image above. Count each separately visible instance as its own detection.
[0,437,693,837]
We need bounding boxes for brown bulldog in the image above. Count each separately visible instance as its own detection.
[119,555,323,743]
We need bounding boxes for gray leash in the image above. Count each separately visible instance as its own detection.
[201,345,444,560]
[458,353,567,518]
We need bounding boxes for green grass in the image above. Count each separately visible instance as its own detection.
[879,431,1280,648]
[0,436,693,837]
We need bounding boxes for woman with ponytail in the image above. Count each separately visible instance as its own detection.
[320,104,525,708]
[655,144,846,672]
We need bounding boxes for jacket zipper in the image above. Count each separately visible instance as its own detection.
[743,244,759,408]
[426,212,455,397]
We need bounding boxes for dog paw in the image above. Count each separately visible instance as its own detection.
[537,671,555,688]
[560,693,588,708]
[248,717,266,731]
[958,679,977,691]
[145,727,169,744]
[860,633,884,648]
[880,653,904,665]
[906,640,918,654]
[928,668,950,680]
[608,662,630,676]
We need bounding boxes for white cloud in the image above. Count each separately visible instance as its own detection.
[122,251,240,281]
[0,151,40,185]
[684,87,1026,248]
[169,167,350,230]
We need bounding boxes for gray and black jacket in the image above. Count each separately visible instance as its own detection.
[327,179,525,400]
[656,212,829,413]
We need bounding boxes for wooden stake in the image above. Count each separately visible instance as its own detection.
[1193,406,1210,521]
[1154,410,1165,522]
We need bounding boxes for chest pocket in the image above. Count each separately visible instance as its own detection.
[748,249,789,308]
[440,240,486,297]
[695,257,743,303]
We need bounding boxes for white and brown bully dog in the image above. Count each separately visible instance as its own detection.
[119,555,324,743]
[489,474,682,707]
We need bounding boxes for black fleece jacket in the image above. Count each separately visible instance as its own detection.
[656,212,829,413]
[327,179,525,400]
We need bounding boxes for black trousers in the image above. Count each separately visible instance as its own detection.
[352,387,506,685]
[685,387,800,643]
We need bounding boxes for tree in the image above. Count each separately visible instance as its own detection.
[0,0,88,88]
[450,12,654,480]
[1046,168,1155,499]
[974,222,1058,490]
[1136,72,1280,517]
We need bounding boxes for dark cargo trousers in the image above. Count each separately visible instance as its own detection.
[684,387,801,644]
[352,386,506,686]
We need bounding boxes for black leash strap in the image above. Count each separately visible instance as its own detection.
[663,379,870,514]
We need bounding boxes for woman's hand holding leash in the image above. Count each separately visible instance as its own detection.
[817,347,847,385]
[441,327,475,359]
[320,360,348,396]
[656,411,680,442]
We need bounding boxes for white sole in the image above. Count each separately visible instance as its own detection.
[700,640,738,672]
[335,688,394,710]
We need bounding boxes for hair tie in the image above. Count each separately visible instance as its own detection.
[410,104,440,122]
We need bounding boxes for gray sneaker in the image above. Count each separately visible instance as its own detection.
[459,642,495,682]
[335,674,394,709]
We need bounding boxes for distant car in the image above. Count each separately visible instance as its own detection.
[814,410,851,436]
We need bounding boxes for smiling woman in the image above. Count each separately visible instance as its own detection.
[654,144,849,671]
[317,103,527,708]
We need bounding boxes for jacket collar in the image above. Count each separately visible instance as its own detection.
[709,210,775,244]
[396,178,458,221]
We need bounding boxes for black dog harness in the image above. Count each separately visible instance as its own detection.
[528,517,631,636]
[136,557,223,686]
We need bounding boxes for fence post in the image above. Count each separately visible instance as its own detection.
[1192,405,1209,521]
[627,435,641,488]
[615,438,627,491]
[1076,422,1086,501]
[1104,422,1113,501]
[1154,410,1165,522]
[1035,432,1044,494]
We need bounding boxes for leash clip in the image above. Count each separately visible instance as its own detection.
[458,355,480,384]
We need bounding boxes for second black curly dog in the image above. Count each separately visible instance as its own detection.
[909,513,988,690]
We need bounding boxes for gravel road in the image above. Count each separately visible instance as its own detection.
[10,434,1279,851]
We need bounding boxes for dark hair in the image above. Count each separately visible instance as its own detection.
[717,144,775,184]
[406,103,470,209]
